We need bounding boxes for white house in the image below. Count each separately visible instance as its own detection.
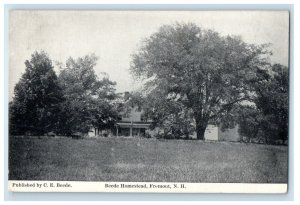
[115,106,151,137]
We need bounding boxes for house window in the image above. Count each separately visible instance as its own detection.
[123,113,130,118]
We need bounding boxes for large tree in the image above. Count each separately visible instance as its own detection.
[9,51,64,135]
[58,54,119,135]
[131,23,270,140]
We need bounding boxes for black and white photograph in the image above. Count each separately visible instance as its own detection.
[8,10,289,193]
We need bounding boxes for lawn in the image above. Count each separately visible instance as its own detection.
[9,137,288,183]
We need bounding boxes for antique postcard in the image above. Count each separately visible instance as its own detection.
[8,10,289,193]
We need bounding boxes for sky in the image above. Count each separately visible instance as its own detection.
[9,11,289,99]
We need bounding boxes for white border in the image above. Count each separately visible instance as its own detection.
[8,181,288,193]
[1,0,298,203]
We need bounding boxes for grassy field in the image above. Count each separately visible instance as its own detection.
[9,137,288,183]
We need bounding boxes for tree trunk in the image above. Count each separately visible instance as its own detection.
[195,116,208,140]
[196,127,206,140]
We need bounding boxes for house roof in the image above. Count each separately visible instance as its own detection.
[116,121,151,129]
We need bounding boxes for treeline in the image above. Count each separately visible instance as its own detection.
[9,23,289,145]
[9,51,121,136]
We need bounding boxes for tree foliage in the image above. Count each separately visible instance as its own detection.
[144,89,196,139]
[238,64,288,144]
[131,23,270,140]
[58,54,119,135]
[10,52,120,137]
[9,51,64,135]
